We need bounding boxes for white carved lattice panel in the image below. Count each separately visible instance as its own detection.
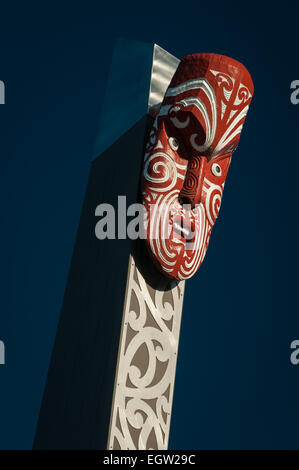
[108,254,185,450]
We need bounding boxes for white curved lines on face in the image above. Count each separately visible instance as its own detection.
[166,78,218,152]
[212,104,249,157]
[170,111,190,129]
[210,69,235,102]
[210,70,234,120]
[178,204,208,279]
[234,82,252,106]
[148,190,180,273]
[203,177,223,226]
[146,188,209,279]
[169,79,217,154]
[147,191,164,257]
[179,95,217,153]
[227,109,238,123]
[143,152,178,192]
[186,207,207,270]
[221,102,226,119]
[207,72,252,157]
[147,192,167,258]
[176,161,188,181]
[160,194,181,262]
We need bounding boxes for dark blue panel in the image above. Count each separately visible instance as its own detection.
[93,37,153,157]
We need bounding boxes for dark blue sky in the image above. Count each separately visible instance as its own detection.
[0,1,299,449]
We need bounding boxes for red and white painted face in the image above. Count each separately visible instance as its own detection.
[142,53,254,280]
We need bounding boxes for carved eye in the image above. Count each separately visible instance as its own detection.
[211,163,222,177]
[169,137,179,151]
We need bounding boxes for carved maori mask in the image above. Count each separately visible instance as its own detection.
[142,53,254,280]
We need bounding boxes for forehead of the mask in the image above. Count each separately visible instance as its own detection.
[159,53,254,159]
[168,53,253,91]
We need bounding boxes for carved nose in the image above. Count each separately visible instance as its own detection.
[179,156,207,208]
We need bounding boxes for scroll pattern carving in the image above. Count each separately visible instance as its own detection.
[108,255,185,450]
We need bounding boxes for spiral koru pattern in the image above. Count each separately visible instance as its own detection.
[144,153,178,193]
